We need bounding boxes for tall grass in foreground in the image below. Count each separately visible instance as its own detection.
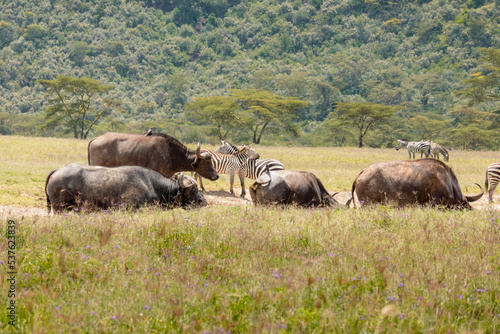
[1,206,500,332]
[1,135,500,332]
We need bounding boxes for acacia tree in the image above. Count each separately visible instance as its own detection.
[36,76,120,139]
[229,89,308,144]
[184,95,241,140]
[333,101,399,148]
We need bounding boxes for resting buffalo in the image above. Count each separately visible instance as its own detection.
[45,163,207,213]
[348,159,483,209]
[88,132,219,181]
[249,168,342,207]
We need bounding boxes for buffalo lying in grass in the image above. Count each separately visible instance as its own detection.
[249,168,343,208]
[45,163,207,213]
[348,159,483,209]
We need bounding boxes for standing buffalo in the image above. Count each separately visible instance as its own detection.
[249,168,342,207]
[88,132,219,181]
[349,159,483,209]
[45,163,207,213]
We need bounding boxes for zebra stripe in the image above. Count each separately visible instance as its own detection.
[215,141,285,180]
[396,140,431,159]
[485,162,500,203]
[240,158,285,180]
[195,146,259,196]
[215,140,238,155]
[430,142,449,162]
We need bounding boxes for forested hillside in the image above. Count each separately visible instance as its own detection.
[0,0,498,148]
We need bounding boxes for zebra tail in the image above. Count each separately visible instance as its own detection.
[345,180,356,208]
[485,168,489,192]
[45,169,57,213]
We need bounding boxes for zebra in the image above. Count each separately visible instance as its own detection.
[430,142,449,162]
[215,140,239,155]
[215,141,285,181]
[195,146,260,197]
[395,140,431,159]
[485,162,500,203]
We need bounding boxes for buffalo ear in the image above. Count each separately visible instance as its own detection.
[255,164,272,185]
[255,173,271,185]
[191,159,199,168]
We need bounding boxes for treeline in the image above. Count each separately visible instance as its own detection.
[0,0,498,149]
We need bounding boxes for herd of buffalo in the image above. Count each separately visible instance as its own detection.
[44,131,488,213]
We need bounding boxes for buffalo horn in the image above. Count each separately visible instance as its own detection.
[465,183,484,203]
[177,172,185,188]
[196,143,211,159]
[196,143,201,158]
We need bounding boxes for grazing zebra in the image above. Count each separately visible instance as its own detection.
[195,146,259,197]
[430,142,449,162]
[395,140,431,159]
[215,141,285,180]
[485,162,500,203]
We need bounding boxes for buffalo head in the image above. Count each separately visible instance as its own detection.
[192,143,219,181]
[173,172,207,208]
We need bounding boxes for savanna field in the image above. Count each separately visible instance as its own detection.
[1,135,500,333]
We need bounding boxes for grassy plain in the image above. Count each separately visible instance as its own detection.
[0,135,500,333]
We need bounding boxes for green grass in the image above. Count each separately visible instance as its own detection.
[1,135,500,333]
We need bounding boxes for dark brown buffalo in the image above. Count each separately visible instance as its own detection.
[45,163,207,212]
[88,132,218,180]
[249,168,343,208]
[349,159,483,209]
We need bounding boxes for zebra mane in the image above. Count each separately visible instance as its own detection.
[226,141,239,151]
[234,146,249,156]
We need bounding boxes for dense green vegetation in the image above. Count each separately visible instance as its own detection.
[0,0,498,148]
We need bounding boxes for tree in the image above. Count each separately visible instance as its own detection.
[455,48,500,106]
[408,115,451,140]
[318,117,354,147]
[0,21,14,47]
[229,89,308,144]
[185,95,241,140]
[333,102,399,148]
[36,76,120,139]
[449,125,497,150]
[448,106,493,127]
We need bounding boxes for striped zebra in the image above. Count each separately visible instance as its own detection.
[430,142,449,162]
[195,146,259,197]
[395,140,431,159]
[485,162,500,203]
[215,140,239,155]
[216,141,285,181]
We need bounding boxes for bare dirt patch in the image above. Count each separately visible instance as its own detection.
[0,205,48,219]
[1,191,498,219]
[204,190,252,206]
